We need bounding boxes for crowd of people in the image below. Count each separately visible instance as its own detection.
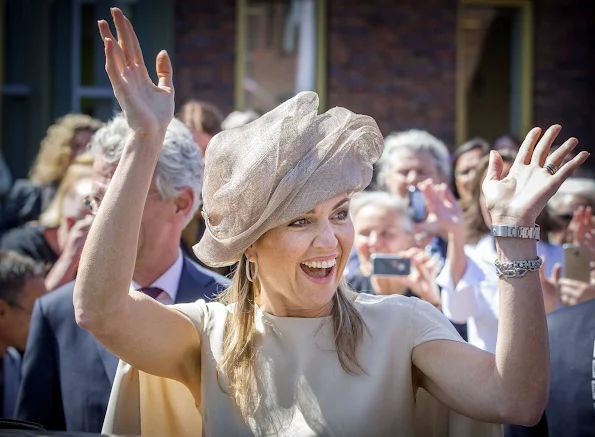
[0,7,594,437]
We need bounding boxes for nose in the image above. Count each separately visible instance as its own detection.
[406,171,419,186]
[367,231,379,250]
[313,220,338,250]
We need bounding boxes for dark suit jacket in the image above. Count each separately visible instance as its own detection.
[15,257,229,433]
[0,180,57,234]
[504,298,595,437]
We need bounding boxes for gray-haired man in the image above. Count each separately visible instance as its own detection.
[15,113,229,433]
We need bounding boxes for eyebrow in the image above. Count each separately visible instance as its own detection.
[306,197,350,215]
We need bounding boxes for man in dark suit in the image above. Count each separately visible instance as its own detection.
[504,296,595,437]
[15,113,229,432]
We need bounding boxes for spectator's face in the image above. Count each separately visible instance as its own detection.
[385,150,442,197]
[1,276,47,351]
[91,157,190,263]
[353,206,414,276]
[71,129,94,158]
[454,148,484,201]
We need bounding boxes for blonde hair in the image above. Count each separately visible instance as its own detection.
[38,154,94,228]
[29,114,102,185]
[217,255,365,421]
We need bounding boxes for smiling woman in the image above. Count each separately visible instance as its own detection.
[74,7,589,437]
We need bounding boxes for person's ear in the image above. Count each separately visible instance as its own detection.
[244,246,258,263]
[173,188,194,219]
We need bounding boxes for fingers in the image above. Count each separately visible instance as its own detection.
[550,263,562,284]
[552,151,589,185]
[98,20,125,71]
[123,15,145,66]
[546,136,579,168]
[111,8,135,67]
[584,206,593,225]
[538,256,546,282]
[104,38,124,90]
[156,50,174,90]
[515,127,542,165]
[485,150,503,181]
[531,125,561,167]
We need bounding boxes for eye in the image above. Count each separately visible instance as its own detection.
[333,209,349,221]
[289,218,309,227]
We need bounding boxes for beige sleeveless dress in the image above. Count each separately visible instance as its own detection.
[102,293,502,436]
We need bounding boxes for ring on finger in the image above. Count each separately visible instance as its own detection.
[544,162,558,175]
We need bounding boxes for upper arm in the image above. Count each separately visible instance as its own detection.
[16,299,66,430]
[412,339,505,423]
[81,292,202,390]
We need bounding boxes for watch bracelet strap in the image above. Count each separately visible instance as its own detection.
[492,224,540,241]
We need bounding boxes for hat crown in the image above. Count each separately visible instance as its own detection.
[196,91,383,267]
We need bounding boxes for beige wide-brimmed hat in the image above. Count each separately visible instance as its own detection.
[193,91,383,267]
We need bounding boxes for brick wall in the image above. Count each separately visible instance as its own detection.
[327,0,458,146]
[171,0,594,162]
[533,0,595,161]
[173,0,236,116]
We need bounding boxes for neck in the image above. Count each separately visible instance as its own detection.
[255,285,334,318]
[133,245,179,288]
[43,228,61,255]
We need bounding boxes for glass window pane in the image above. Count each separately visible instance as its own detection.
[80,97,115,121]
[243,0,317,113]
[81,3,97,86]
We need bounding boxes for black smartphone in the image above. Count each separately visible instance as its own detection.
[408,186,427,223]
[371,254,411,276]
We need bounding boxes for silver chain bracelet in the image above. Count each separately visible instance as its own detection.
[494,258,543,278]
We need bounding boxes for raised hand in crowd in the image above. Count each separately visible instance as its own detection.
[371,247,441,308]
[417,180,468,287]
[416,180,465,240]
[571,205,595,257]
[45,215,94,291]
[557,261,595,306]
[538,257,562,313]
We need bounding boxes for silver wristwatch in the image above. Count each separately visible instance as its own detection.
[491,224,540,241]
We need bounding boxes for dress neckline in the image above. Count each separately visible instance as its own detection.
[257,293,363,322]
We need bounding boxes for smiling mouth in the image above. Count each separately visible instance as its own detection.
[300,258,337,279]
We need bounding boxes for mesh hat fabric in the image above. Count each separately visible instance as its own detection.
[193,91,383,267]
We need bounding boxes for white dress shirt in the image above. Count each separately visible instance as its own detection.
[131,249,184,305]
[436,234,563,353]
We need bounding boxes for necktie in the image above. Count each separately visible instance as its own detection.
[138,287,164,301]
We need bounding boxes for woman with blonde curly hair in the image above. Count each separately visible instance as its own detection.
[0,114,102,233]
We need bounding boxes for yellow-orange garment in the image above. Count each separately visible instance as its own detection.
[102,294,502,436]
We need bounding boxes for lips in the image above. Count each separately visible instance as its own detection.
[299,257,337,284]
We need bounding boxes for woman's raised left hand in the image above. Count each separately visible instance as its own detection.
[483,125,589,226]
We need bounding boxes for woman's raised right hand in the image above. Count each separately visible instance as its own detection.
[98,8,174,135]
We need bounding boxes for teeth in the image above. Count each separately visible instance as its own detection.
[301,258,337,269]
